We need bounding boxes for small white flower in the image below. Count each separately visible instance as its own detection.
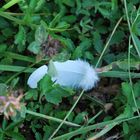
[27,60,99,90]
[27,65,48,88]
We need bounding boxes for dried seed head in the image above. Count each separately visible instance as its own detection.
[0,94,23,119]
[41,35,62,57]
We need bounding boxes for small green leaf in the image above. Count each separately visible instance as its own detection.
[0,57,13,65]
[49,13,62,28]
[35,23,48,44]
[123,122,129,135]
[39,75,74,105]
[98,7,111,17]
[134,82,140,98]
[25,89,38,100]
[62,0,75,7]
[116,59,140,71]
[97,2,112,17]
[111,0,118,10]
[2,28,14,37]
[0,44,7,52]
[122,82,133,105]
[110,30,125,45]
[74,112,88,124]
[6,131,25,140]
[129,134,138,140]
[45,85,74,105]
[0,83,7,96]
[84,51,94,60]
[62,15,76,24]
[35,0,45,12]
[52,50,71,61]
[93,31,103,53]
[43,125,53,139]
[122,82,132,98]
[48,60,58,77]
[5,120,23,131]
[0,17,9,29]
[132,33,140,55]
[48,34,74,51]
[15,26,26,52]
[56,21,70,29]
[29,0,37,11]
[10,77,20,88]
[82,0,96,8]
[20,105,26,118]
[28,41,41,54]
[45,87,63,105]
[72,46,83,59]
[35,132,42,140]
[39,75,53,94]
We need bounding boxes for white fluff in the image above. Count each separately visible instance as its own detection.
[27,60,99,90]
[27,65,48,88]
[53,60,99,90]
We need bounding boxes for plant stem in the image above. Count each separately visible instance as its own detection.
[87,110,103,125]
[26,110,80,127]
[124,0,140,57]
[48,90,85,140]
[95,17,123,68]
[2,0,21,10]
[84,94,105,108]
[52,115,140,140]
[128,38,140,115]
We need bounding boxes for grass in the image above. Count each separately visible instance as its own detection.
[0,0,140,140]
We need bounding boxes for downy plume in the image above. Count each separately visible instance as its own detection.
[27,60,99,90]
[27,65,48,88]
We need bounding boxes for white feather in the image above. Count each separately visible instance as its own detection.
[27,60,99,90]
[53,60,99,90]
[27,65,48,88]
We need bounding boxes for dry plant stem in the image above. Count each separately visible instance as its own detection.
[95,17,123,68]
[48,90,85,140]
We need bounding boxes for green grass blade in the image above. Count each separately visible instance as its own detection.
[128,39,140,115]
[87,122,117,140]
[124,0,140,57]
[0,11,24,24]
[26,110,80,127]
[0,65,35,73]
[2,0,21,10]
[99,71,140,78]
[52,115,140,140]
[0,52,35,62]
